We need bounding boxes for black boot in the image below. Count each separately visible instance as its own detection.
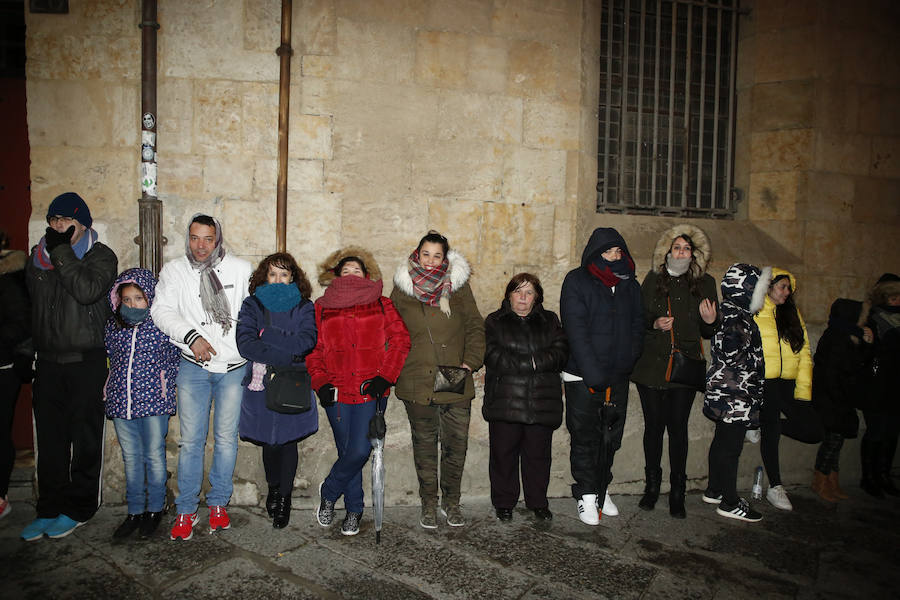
[638,467,662,511]
[266,485,281,518]
[140,510,164,538]
[113,513,143,539]
[669,474,686,519]
[880,438,899,496]
[860,440,884,498]
[273,494,291,529]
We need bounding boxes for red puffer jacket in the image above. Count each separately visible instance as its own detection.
[307,296,411,404]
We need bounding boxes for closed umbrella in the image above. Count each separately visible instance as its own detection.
[363,380,388,544]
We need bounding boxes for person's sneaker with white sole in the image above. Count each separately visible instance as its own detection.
[702,489,723,504]
[341,511,361,536]
[577,494,600,525]
[316,481,335,527]
[716,497,762,522]
[745,428,761,443]
[601,491,619,516]
[766,484,793,511]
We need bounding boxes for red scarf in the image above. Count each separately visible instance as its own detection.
[318,274,383,309]
[587,262,620,288]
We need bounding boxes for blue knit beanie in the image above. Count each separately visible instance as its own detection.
[46,192,92,228]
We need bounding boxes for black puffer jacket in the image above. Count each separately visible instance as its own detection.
[483,300,569,429]
[26,241,118,354]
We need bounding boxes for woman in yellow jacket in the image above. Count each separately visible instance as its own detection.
[753,268,824,511]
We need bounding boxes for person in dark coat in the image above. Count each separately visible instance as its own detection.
[810,298,871,502]
[631,225,719,519]
[703,263,771,523]
[483,273,569,522]
[860,273,900,497]
[22,192,118,541]
[0,230,31,520]
[236,253,319,529]
[560,227,643,525]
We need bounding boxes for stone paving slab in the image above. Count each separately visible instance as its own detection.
[1,480,898,599]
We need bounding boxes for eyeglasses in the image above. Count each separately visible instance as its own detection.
[48,215,76,225]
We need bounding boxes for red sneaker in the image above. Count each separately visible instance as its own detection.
[169,512,199,541]
[209,505,231,532]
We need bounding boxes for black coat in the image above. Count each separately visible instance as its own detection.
[560,228,643,388]
[864,304,900,415]
[812,299,866,437]
[483,301,569,429]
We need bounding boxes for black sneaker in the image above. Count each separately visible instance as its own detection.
[139,511,164,538]
[113,514,143,539]
[716,498,762,523]
[317,482,335,527]
[341,511,362,536]
[702,489,723,505]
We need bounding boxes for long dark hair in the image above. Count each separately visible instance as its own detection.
[249,252,312,299]
[655,234,705,297]
[772,274,805,353]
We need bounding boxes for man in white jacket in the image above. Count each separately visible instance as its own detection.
[151,214,251,541]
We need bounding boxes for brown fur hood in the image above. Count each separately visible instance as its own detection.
[317,246,383,287]
[652,224,712,275]
[0,250,27,276]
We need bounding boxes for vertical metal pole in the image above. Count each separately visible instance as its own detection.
[602,0,614,205]
[711,3,723,208]
[725,2,738,212]
[619,0,630,205]
[138,0,163,274]
[650,0,661,207]
[635,0,646,206]
[275,0,293,253]
[695,3,708,208]
[682,4,693,207]
[665,1,676,208]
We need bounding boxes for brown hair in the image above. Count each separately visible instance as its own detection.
[504,272,544,305]
[249,252,312,299]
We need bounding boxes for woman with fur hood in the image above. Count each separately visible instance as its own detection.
[307,247,410,536]
[753,268,823,512]
[703,263,771,523]
[390,231,485,529]
[859,273,900,497]
[631,225,719,519]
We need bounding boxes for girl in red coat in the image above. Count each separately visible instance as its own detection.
[307,247,410,536]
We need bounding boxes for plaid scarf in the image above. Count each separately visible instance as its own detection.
[32,228,98,271]
[408,250,452,314]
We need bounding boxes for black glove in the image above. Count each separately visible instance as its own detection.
[317,384,336,407]
[45,226,75,252]
[361,375,391,400]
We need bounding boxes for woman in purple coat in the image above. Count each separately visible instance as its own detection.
[104,268,181,539]
[236,253,318,529]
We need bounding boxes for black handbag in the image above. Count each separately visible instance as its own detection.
[254,297,313,414]
[423,306,468,394]
[664,297,707,391]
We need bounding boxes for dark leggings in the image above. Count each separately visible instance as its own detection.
[760,378,824,486]
[815,432,844,474]
[261,442,299,493]
[636,384,696,480]
[707,420,746,505]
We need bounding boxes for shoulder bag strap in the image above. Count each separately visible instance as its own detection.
[421,302,443,364]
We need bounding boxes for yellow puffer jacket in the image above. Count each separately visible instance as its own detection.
[753,268,812,400]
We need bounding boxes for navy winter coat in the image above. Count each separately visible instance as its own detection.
[560,228,643,389]
[236,293,319,446]
[104,268,181,420]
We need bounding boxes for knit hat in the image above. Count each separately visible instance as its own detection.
[46,192,92,228]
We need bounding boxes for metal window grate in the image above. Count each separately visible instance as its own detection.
[597,0,739,218]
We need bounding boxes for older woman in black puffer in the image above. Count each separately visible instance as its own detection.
[483,273,569,522]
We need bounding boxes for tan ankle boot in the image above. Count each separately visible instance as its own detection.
[812,470,838,502]
[827,470,849,499]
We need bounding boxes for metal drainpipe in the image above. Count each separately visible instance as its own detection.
[275,0,293,253]
[137,0,165,273]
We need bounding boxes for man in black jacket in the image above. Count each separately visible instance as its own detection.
[21,192,117,541]
[560,227,643,525]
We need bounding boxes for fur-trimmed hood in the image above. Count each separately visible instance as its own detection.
[721,263,772,315]
[0,250,27,276]
[652,224,712,274]
[392,249,472,298]
[317,246,383,287]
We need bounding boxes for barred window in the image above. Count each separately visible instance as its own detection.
[597,0,740,218]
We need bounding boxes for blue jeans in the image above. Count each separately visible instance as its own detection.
[113,415,170,514]
[174,359,244,514]
[322,400,376,513]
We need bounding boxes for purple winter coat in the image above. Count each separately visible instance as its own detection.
[104,268,180,419]
[236,292,319,446]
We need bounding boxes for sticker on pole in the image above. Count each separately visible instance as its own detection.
[141,162,158,196]
[142,112,156,130]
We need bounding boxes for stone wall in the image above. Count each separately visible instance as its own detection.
[24,0,899,510]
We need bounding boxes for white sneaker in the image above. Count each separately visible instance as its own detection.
[766,485,793,511]
[577,494,600,525]
[745,429,761,444]
[602,491,619,517]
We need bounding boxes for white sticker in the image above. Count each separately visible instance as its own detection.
[141,162,158,196]
[142,112,156,129]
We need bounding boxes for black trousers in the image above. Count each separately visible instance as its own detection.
[565,380,628,500]
[488,420,554,510]
[760,378,824,486]
[32,355,107,522]
[261,442,299,493]
[0,368,21,497]
[636,384,696,481]
[707,420,746,505]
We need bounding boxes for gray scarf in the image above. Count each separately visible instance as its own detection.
[185,215,232,334]
[666,255,691,277]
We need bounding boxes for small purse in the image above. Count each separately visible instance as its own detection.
[423,306,468,395]
[265,365,313,414]
[664,297,707,391]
